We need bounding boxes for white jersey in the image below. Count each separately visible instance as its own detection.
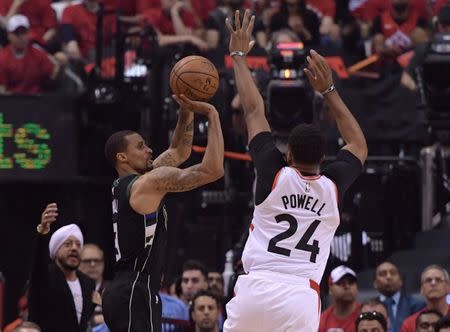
[242,166,340,284]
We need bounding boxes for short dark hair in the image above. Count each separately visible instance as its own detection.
[288,124,324,165]
[104,130,136,167]
[415,309,443,326]
[361,298,387,311]
[182,260,208,279]
[355,311,387,331]
[13,321,42,332]
[434,314,450,331]
[190,289,221,313]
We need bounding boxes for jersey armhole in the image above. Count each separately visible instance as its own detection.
[126,175,140,199]
[271,169,283,191]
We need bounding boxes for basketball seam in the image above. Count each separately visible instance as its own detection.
[172,57,205,77]
[176,71,218,79]
[172,72,216,96]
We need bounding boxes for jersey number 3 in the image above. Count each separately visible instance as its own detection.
[267,214,321,262]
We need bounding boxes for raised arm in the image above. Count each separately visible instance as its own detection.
[304,50,368,165]
[152,101,194,168]
[226,10,270,145]
[130,96,224,214]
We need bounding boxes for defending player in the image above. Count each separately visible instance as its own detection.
[102,95,224,332]
[224,10,368,332]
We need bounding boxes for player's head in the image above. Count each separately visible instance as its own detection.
[190,290,221,332]
[287,124,324,167]
[49,224,84,271]
[356,311,387,332]
[415,309,442,332]
[104,130,153,175]
[420,265,450,302]
[7,15,30,51]
[181,260,209,303]
[328,265,358,304]
[361,298,388,324]
[373,261,403,297]
[12,321,42,332]
[207,271,225,297]
[79,243,105,284]
[438,5,450,33]
[435,315,450,332]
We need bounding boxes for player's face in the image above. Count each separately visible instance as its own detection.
[420,268,450,301]
[416,313,441,332]
[357,319,384,332]
[79,246,104,283]
[330,277,358,302]
[122,133,153,174]
[56,236,82,271]
[181,270,208,301]
[208,272,224,296]
[374,262,402,296]
[192,296,219,329]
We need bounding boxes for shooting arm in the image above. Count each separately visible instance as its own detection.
[152,110,194,168]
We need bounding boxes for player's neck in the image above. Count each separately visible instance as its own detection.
[291,164,320,175]
[196,326,218,332]
[117,165,140,178]
[333,301,357,318]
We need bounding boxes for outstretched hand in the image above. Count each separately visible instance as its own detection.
[304,50,333,93]
[172,94,217,117]
[40,202,58,228]
[225,9,255,55]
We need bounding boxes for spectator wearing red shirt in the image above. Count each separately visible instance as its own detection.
[141,0,208,50]
[0,15,60,94]
[0,0,57,46]
[61,0,116,61]
[350,0,430,22]
[319,266,362,332]
[136,0,215,23]
[371,0,430,57]
[400,265,450,332]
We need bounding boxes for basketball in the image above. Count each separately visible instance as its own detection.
[170,55,219,102]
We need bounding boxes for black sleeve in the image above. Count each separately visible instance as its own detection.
[405,42,429,76]
[370,16,382,36]
[204,15,220,31]
[416,17,431,30]
[59,24,76,43]
[249,132,287,206]
[321,149,362,201]
[254,17,266,34]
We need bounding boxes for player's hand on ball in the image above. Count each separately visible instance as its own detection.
[173,94,217,117]
[225,9,255,55]
[304,50,333,93]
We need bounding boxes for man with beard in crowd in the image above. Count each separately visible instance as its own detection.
[28,202,96,332]
[191,290,221,332]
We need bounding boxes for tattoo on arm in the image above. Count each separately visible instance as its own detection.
[152,165,206,192]
[182,119,194,146]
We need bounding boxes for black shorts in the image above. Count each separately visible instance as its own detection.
[102,271,162,332]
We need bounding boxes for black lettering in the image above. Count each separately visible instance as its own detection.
[310,198,318,214]
[282,196,289,209]
[298,194,306,209]
[290,194,296,208]
[305,196,313,210]
[317,203,326,216]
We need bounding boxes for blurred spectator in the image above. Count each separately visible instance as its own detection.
[401,4,450,91]
[0,15,63,94]
[414,309,443,332]
[208,271,225,298]
[306,0,339,40]
[350,0,430,23]
[79,243,107,328]
[28,203,96,332]
[141,0,208,50]
[267,0,321,46]
[371,0,430,57]
[160,291,189,321]
[3,284,29,332]
[361,298,390,328]
[190,290,221,332]
[435,315,450,332]
[0,0,57,47]
[60,0,116,61]
[400,265,450,332]
[356,311,388,332]
[433,0,450,15]
[319,265,361,332]
[11,321,41,332]
[180,260,209,306]
[374,261,426,332]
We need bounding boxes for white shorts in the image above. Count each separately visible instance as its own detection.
[224,271,321,332]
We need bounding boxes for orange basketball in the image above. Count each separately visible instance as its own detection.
[170,55,219,102]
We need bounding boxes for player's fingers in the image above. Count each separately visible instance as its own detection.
[225,17,235,34]
[247,15,255,35]
[235,10,241,31]
[307,56,321,80]
[242,9,250,30]
[172,95,183,106]
[303,68,316,83]
[179,94,194,104]
[311,49,328,74]
[249,40,255,53]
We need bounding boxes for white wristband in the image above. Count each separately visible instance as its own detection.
[230,51,246,57]
[321,84,336,96]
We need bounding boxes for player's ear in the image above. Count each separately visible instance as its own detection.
[116,152,127,163]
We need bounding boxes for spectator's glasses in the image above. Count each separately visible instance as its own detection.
[422,276,447,285]
[355,311,387,331]
[81,258,103,266]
